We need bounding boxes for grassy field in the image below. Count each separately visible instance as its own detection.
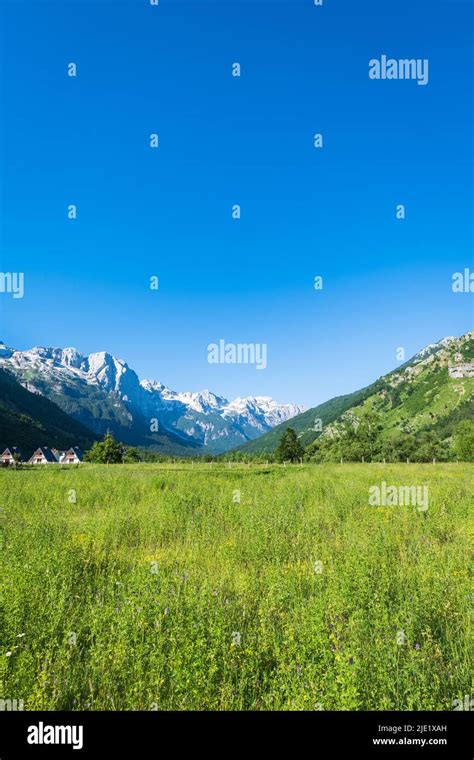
[0,463,472,711]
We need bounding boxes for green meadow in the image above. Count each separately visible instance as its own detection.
[0,463,472,711]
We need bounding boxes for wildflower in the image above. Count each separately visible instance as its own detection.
[5,651,12,657]
[414,643,421,650]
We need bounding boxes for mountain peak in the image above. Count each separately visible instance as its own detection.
[23,346,85,369]
[85,351,138,394]
[412,335,457,363]
[0,342,14,358]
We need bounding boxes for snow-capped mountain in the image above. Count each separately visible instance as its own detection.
[0,344,305,453]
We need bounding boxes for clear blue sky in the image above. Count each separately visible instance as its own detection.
[0,0,472,408]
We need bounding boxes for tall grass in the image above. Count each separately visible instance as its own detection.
[0,463,472,710]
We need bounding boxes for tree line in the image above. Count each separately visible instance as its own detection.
[84,417,474,465]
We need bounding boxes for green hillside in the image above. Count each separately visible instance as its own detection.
[0,369,98,455]
[235,332,474,460]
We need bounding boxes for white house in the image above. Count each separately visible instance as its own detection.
[0,447,23,465]
[59,447,84,464]
[28,447,59,464]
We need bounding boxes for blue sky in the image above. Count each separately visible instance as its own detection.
[0,0,472,408]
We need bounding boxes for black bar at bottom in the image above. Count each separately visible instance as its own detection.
[0,711,471,757]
